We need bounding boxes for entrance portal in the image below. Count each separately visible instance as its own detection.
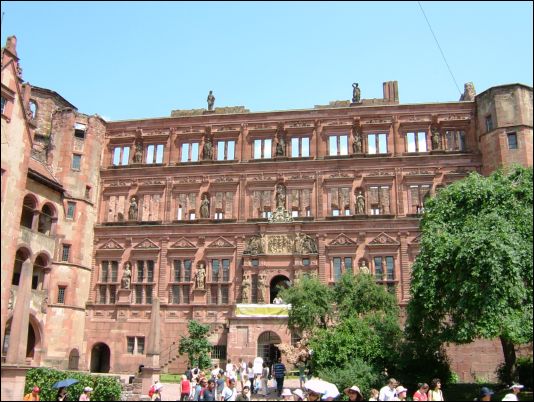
[257,331,281,366]
[270,275,290,303]
[90,342,110,373]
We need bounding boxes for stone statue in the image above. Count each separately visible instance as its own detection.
[244,235,263,255]
[352,128,362,154]
[241,274,251,303]
[296,233,317,254]
[207,90,215,111]
[356,190,365,214]
[459,82,476,101]
[276,183,286,209]
[128,197,138,220]
[200,194,210,218]
[257,274,266,304]
[431,126,441,150]
[352,83,361,103]
[6,36,17,53]
[134,142,143,163]
[276,128,285,156]
[121,262,132,289]
[359,260,370,274]
[203,136,213,160]
[195,262,206,290]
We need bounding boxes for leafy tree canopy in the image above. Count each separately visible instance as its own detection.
[178,320,213,369]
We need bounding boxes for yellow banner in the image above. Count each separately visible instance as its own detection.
[235,304,290,317]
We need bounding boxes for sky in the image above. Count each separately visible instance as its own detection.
[1,1,532,121]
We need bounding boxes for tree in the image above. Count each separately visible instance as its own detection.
[407,166,533,383]
[178,320,213,369]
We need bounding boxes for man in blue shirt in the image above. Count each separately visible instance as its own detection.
[273,358,286,397]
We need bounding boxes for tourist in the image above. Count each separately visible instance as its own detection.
[428,379,444,401]
[344,385,364,401]
[56,387,68,401]
[293,389,305,401]
[475,386,493,401]
[202,379,217,401]
[151,383,163,401]
[413,383,429,401]
[216,370,226,399]
[221,378,238,401]
[253,373,261,395]
[238,357,248,389]
[306,390,323,401]
[394,385,408,401]
[245,362,254,391]
[273,357,287,396]
[297,361,306,389]
[260,362,270,396]
[78,386,93,401]
[186,366,193,381]
[379,378,398,401]
[148,380,159,399]
[179,374,191,401]
[226,359,237,382]
[502,383,524,401]
[236,385,251,401]
[211,364,221,379]
[369,388,379,401]
[23,386,40,401]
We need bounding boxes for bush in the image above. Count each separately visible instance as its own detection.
[316,358,383,400]
[516,356,533,389]
[24,367,122,401]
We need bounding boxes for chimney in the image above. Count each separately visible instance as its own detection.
[383,81,399,103]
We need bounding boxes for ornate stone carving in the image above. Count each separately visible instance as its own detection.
[268,235,294,254]
[195,262,206,290]
[352,82,361,103]
[121,261,132,289]
[257,274,267,304]
[369,232,399,245]
[169,237,196,248]
[358,260,370,274]
[244,235,264,255]
[200,193,210,218]
[294,233,318,254]
[431,126,441,150]
[276,126,286,156]
[134,238,159,249]
[241,273,251,303]
[353,128,363,154]
[207,237,234,248]
[459,82,476,101]
[133,142,143,163]
[128,197,138,220]
[99,239,124,250]
[329,234,357,246]
[268,207,293,223]
[356,190,365,215]
[207,90,215,111]
[203,133,213,160]
[275,183,286,208]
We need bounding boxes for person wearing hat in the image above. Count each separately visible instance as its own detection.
[23,386,41,401]
[306,389,322,401]
[502,383,524,401]
[79,386,93,401]
[394,385,408,401]
[293,389,305,401]
[281,388,293,400]
[151,382,163,401]
[475,386,494,401]
[344,385,364,401]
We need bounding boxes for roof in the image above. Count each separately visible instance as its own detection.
[28,156,64,193]
[30,86,77,110]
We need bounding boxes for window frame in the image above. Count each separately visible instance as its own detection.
[507,132,518,149]
[216,139,236,161]
[328,134,349,156]
[180,141,200,162]
[71,154,82,171]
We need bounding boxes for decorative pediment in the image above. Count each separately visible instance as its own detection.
[133,238,160,249]
[368,232,400,246]
[328,234,357,246]
[98,239,124,250]
[169,237,197,249]
[206,236,235,248]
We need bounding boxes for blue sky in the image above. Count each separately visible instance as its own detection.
[1,1,532,121]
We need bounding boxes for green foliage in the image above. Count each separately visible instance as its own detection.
[278,275,334,333]
[516,356,533,388]
[178,320,212,369]
[316,359,383,400]
[24,367,122,401]
[406,167,533,377]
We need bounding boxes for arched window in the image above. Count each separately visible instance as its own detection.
[12,248,30,286]
[20,195,37,229]
[68,348,80,370]
[32,254,48,290]
[29,100,37,120]
[37,203,55,235]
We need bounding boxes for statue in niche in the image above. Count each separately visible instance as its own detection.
[128,197,138,220]
[241,274,251,303]
[356,190,365,215]
[275,183,286,209]
[431,126,441,150]
[359,260,370,274]
[244,235,264,255]
[203,135,213,160]
[459,82,476,101]
[352,83,361,103]
[276,128,285,156]
[295,233,317,254]
[195,262,206,290]
[133,142,143,163]
[352,128,362,154]
[207,90,215,111]
[257,274,267,304]
[121,262,132,289]
[200,194,210,218]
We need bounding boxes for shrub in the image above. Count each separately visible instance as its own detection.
[516,356,533,389]
[24,367,122,401]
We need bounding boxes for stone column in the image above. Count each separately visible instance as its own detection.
[6,258,32,364]
[146,298,161,369]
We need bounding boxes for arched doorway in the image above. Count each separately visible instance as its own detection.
[68,348,80,370]
[270,275,290,303]
[257,331,281,367]
[90,342,110,373]
[2,317,40,360]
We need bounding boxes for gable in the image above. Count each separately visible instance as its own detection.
[169,237,196,249]
[133,238,160,249]
[328,233,357,246]
[206,236,234,248]
[98,239,124,250]
[368,232,400,246]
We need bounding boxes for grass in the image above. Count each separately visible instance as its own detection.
[160,373,182,383]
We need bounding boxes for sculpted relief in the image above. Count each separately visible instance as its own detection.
[244,233,317,255]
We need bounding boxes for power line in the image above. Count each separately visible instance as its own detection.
[417,1,462,96]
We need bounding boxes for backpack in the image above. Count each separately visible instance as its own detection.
[148,385,155,398]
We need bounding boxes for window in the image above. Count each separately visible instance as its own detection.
[61,244,71,262]
[211,345,227,360]
[445,130,466,151]
[127,337,135,354]
[66,201,76,219]
[333,257,352,281]
[109,285,116,304]
[217,140,235,161]
[373,256,395,281]
[181,142,199,162]
[367,133,388,154]
[127,337,145,355]
[507,132,518,149]
[135,285,143,304]
[406,131,427,152]
[171,285,180,304]
[29,100,37,119]
[0,96,6,114]
[146,144,164,164]
[99,285,107,304]
[212,259,220,282]
[221,285,229,304]
[137,337,145,354]
[177,193,197,221]
[145,285,153,304]
[100,260,119,289]
[211,259,230,282]
[253,190,273,219]
[328,135,348,156]
[74,123,86,140]
[85,186,91,200]
[137,261,144,282]
[302,258,310,266]
[291,137,310,158]
[409,184,431,214]
[368,186,391,215]
[212,191,234,220]
[485,115,493,132]
[251,259,259,267]
[57,286,66,304]
[253,139,272,159]
[329,187,350,216]
[112,146,130,166]
[72,154,82,170]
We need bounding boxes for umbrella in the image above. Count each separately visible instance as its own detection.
[304,379,340,400]
[52,378,79,389]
